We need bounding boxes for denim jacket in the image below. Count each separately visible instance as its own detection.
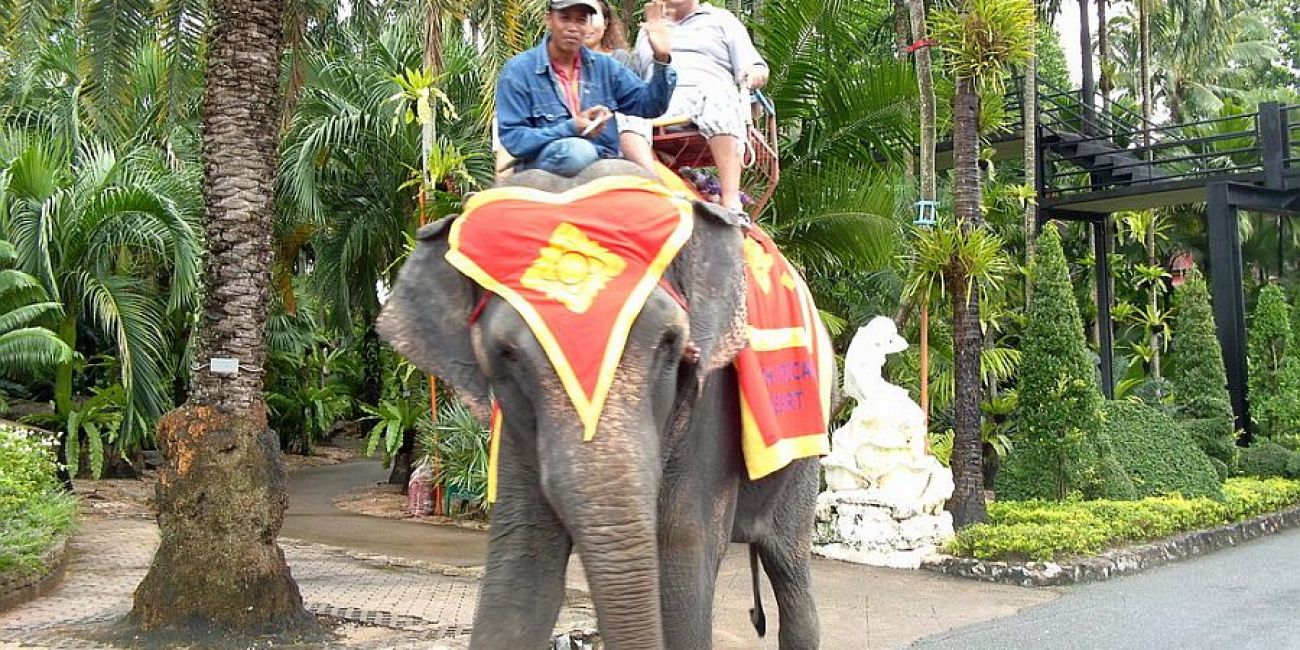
[496,36,676,162]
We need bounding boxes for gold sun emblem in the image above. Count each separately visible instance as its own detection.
[521,222,627,313]
[744,237,775,294]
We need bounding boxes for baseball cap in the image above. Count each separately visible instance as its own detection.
[549,0,601,13]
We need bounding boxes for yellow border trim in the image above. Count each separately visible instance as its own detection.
[447,176,695,441]
[747,326,810,352]
[487,402,502,503]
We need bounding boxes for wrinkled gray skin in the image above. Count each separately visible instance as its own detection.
[378,160,820,650]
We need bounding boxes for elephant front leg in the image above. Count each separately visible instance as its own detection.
[470,428,571,649]
[657,484,737,649]
[657,371,743,649]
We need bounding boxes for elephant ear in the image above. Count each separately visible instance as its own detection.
[376,216,491,422]
[675,201,749,377]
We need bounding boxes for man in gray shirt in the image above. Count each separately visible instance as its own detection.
[634,0,768,212]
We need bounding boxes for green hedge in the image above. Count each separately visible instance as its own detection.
[0,424,77,573]
[1236,441,1300,479]
[1000,227,1119,500]
[1167,272,1239,470]
[1180,417,1237,479]
[946,477,1300,561]
[1102,401,1222,499]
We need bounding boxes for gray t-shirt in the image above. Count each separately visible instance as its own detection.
[634,2,766,89]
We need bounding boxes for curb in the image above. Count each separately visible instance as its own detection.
[0,537,69,614]
[921,503,1300,587]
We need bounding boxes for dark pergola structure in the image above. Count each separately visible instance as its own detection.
[1035,101,1300,437]
[939,79,1300,437]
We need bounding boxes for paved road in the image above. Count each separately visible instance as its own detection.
[911,526,1300,650]
[282,459,1053,648]
[281,459,489,567]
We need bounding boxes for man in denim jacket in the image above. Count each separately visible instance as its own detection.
[496,0,677,176]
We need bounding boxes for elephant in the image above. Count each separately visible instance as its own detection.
[377,160,821,650]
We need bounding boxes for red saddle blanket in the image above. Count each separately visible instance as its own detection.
[459,172,829,501]
[446,175,696,445]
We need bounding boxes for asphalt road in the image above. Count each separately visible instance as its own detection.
[911,525,1300,650]
[280,459,489,567]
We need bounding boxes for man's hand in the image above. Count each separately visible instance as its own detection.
[740,64,768,90]
[575,106,612,139]
[644,1,674,62]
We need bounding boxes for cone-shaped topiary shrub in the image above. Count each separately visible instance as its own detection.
[1102,401,1222,498]
[1167,270,1236,478]
[1249,283,1294,437]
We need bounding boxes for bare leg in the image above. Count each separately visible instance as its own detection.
[708,134,744,211]
[621,132,658,174]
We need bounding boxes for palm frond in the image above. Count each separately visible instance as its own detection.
[0,302,63,334]
[0,326,74,371]
[73,270,171,426]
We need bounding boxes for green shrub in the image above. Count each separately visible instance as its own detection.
[1101,401,1222,498]
[0,424,77,573]
[1249,284,1295,436]
[1167,272,1237,465]
[418,399,489,515]
[947,478,1300,561]
[1236,441,1298,479]
[1180,418,1238,479]
[1288,454,1300,479]
[1000,227,1117,500]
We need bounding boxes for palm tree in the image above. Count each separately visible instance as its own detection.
[130,0,316,635]
[752,0,918,319]
[0,240,74,374]
[1109,0,1276,122]
[932,0,1033,528]
[0,128,201,456]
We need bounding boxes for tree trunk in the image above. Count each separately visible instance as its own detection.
[360,324,383,407]
[948,74,987,528]
[1022,27,1038,306]
[1139,0,1152,147]
[1096,0,1110,114]
[424,4,445,77]
[53,314,76,490]
[1077,0,1095,134]
[130,0,315,638]
[388,427,417,491]
[907,0,937,204]
[893,0,911,54]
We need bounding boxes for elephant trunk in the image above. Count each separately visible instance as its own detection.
[538,406,664,650]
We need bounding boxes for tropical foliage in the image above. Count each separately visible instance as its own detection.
[0,0,1294,533]
[0,423,76,573]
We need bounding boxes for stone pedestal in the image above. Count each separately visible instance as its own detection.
[813,490,954,569]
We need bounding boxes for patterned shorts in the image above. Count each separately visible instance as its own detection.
[618,85,749,145]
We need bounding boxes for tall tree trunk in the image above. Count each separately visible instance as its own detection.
[1023,23,1038,306]
[1077,0,1096,134]
[907,0,937,204]
[424,4,445,77]
[1139,0,1152,146]
[894,0,911,54]
[131,0,315,637]
[1096,0,1110,115]
[948,74,987,528]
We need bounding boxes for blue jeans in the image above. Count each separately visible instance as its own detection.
[518,137,600,177]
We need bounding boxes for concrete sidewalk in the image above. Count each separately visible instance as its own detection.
[0,460,1054,648]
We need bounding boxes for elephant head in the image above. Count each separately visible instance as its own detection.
[376,160,748,647]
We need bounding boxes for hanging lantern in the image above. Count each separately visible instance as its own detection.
[914,199,938,227]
